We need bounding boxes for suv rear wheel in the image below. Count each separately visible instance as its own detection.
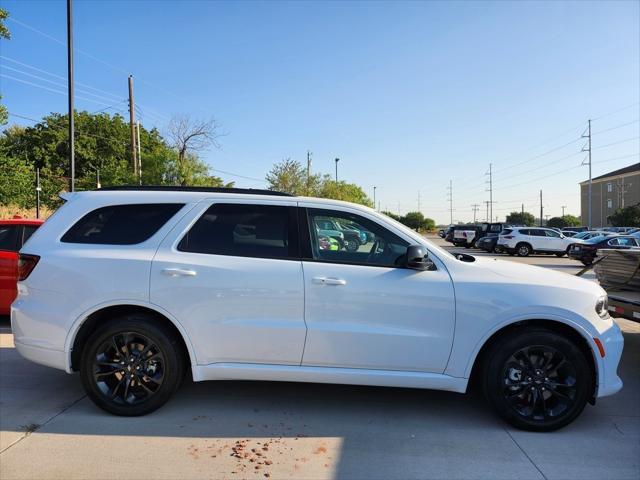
[516,243,532,257]
[482,328,592,431]
[80,314,185,416]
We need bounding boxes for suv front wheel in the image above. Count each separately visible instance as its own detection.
[80,314,185,416]
[516,243,532,257]
[482,328,592,431]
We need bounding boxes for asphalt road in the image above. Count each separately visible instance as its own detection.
[1,242,638,480]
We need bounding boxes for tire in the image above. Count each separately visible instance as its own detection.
[80,314,185,416]
[581,258,593,266]
[555,252,565,258]
[516,243,532,257]
[344,240,359,252]
[482,328,592,431]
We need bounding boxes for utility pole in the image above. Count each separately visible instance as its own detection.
[484,200,490,222]
[539,190,543,227]
[35,167,41,219]
[446,180,453,225]
[561,205,566,217]
[581,119,592,229]
[521,203,524,215]
[334,157,339,182]
[418,191,421,212]
[128,75,137,176]
[486,163,493,222]
[306,151,312,195]
[373,186,377,209]
[67,0,75,191]
[617,179,632,208]
[136,120,142,185]
[471,204,480,223]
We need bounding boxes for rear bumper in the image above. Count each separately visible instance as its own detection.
[13,339,68,371]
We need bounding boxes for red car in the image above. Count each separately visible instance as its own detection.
[0,218,44,315]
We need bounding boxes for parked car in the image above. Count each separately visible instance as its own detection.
[497,227,576,257]
[572,230,616,241]
[451,223,503,248]
[12,186,623,431]
[561,230,578,237]
[475,233,501,253]
[315,217,363,251]
[561,226,589,233]
[568,235,640,266]
[0,217,44,315]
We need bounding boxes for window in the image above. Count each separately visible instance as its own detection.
[609,237,638,247]
[178,203,297,259]
[607,199,613,209]
[61,204,183,245]
[500,229,513,235]
[306,208,409,267]
[544,229,561,238]
[528,229,546,236]
[22,226,39,246]
[607,183,613,193]
[0,226,19,252]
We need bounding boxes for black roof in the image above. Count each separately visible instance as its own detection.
[590,163,640,182]
[96,186,292,197]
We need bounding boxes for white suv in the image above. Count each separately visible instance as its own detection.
[12,187,623,431]
[498,227,578,257]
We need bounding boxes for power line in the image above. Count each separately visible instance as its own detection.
[592,136,640,149]
[592,119,640,136]
[1,73,115,107]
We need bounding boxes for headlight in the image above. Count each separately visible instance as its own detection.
[595,295,609,318]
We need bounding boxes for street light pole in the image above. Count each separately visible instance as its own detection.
[373,186,377,209]
[334,158,339,182]
[66,0,75,191]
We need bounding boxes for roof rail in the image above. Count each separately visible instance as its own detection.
[95,185,292,197]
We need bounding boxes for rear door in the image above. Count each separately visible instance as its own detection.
[151,200,307,366]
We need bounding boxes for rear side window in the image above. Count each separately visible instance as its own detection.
[178,203,298,259]
[61,204,183,245]
[501,229,512,235]
[0,225,19,251]
[22,225,39,246]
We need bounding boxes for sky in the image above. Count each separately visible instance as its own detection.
[1,0,639,224]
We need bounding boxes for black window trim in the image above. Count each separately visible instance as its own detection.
[300,206,411,269]
[176,202,301,262]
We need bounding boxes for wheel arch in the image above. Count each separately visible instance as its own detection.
[467,318,598,400]
[66,302,197,373]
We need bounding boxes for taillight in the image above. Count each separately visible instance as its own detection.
[502,235,514,239]
[18,254,40,281]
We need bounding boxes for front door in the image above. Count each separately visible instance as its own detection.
[151,201,306,366]
[300,206,456,373]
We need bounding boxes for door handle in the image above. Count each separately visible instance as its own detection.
[161,268,197,277]
[312,276,347,286]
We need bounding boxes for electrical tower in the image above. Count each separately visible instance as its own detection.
[485,163,493,222]
[581,120,592,228]
[446,180,453,225]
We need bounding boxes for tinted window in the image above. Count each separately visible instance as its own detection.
[528,229,545,237]
[545,229,560,238]
[22,225,39,246]
[307,208,408,267]
[178,203,297,259]
[61,204,183,245]
[518,229,529,235]
[501,229,513,235]
[0,226,19,251]
[489,224,502,233]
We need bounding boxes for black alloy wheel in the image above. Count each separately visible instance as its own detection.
[80,315,185,416]
[482,328,592,431]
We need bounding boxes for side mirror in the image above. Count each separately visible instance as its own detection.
[404,245,435,271]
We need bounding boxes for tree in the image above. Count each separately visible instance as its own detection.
[167,115,222,185]
[607,205,640,227]
[399,211,435,232]
[381,211,401,221]
[547,215,581,228]
[1,110,229,209]
[506,211,536,226]
[265,158,373,207]
[265,158,309,195]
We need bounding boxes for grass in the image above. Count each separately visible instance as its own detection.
[0,204,55,220]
